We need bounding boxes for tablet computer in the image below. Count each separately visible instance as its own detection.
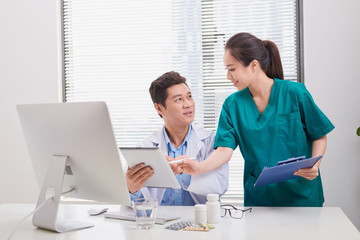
[119,147,181,189]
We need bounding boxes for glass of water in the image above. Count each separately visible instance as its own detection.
[132,198,158,229]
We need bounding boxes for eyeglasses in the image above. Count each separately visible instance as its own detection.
[220,204,252,219]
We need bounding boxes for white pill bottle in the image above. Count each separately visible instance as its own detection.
[194,204,207,224]
[206,193,220,223]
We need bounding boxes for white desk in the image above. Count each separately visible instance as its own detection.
[1,203,359,240]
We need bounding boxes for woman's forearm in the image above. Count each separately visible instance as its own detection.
[312,135,327,167]
[198,147,233,174]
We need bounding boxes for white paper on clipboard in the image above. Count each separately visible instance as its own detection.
[119,147,181,189]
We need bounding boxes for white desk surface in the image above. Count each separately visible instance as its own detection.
[1,203,359,240]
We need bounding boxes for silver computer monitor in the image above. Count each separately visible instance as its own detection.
[17,101,131,232]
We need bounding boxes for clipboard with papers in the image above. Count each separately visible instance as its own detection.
[254,155,323,187]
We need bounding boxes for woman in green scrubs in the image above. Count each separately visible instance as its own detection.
[181,32,334,207]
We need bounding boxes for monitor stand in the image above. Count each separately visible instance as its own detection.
[32,155,94,233]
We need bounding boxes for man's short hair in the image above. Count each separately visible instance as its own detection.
[149,71,188,108]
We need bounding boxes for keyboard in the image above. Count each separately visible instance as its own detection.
[104,210,181,225]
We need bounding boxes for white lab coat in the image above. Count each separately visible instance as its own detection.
[137,123,229,204]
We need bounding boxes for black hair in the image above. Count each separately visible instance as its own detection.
[225,32,284,79]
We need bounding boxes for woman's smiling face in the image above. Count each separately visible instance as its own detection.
[223,49,254,91]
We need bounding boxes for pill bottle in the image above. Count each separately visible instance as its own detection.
[194,204,207,224]
[206,193,220,223]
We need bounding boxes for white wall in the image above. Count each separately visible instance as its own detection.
[0,0,59,203]
[0,0,359,230]
[303,0,360,230]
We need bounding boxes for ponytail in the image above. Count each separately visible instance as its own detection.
[263,40,283,79]
[225,32,284,80]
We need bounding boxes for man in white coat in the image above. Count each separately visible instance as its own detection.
[126,71,229,205]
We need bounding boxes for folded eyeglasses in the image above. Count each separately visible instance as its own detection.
[220,204,252,219]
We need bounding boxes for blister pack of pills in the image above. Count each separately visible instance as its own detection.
[165,222,215,232]
[165,221,192,231]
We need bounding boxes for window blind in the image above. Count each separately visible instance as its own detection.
[63,0,300,204]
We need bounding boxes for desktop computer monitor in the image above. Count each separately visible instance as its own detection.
[17,102,131,232]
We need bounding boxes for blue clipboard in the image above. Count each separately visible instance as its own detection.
[254,155,323,187]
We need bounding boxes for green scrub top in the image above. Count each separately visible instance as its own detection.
[214,78,335,207]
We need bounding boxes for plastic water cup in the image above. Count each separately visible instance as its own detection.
[132,198,158,229]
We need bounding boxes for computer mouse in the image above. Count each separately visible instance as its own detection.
[87,208,109,216]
